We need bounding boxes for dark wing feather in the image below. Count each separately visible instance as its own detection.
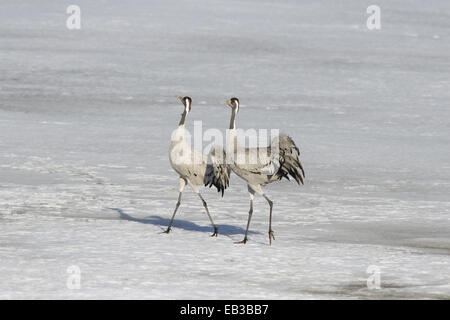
[275,134,305,184]
[204,146,231,196]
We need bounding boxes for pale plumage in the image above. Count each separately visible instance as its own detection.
[222,97,305,244]
[227,135,304,186]
[164,96,230,236]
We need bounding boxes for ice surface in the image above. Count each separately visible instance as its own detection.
[0,0,449,299]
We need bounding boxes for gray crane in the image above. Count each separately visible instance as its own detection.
[164,96,230,236]
[222,97,305,245]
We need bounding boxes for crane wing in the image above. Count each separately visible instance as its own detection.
[274,134,305,184]
[204,145,231,196]
[244,134,304,184]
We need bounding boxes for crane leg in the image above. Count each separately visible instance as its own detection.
[190,183,218,237]
[198,193,218,237]
[163,178,186,234]
[235,186,255,244]
[263,194,275,245]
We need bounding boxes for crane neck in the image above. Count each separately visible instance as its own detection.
[178,110,187,126]
[229,108,237,130]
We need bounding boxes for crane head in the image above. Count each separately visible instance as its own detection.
[221,97,239,110]
[176,96,192,113]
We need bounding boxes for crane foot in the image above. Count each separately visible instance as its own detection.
[161,227,171,234]
[234,237,248,244]
[269,230,275,245]
[211,227,219,237]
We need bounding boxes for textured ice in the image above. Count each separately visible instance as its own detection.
[0,0,449,299]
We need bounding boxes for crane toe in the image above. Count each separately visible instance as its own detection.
[234,237,248,244]
[162,227,172,234]
[269,230,275,245]
[210,227,219,237]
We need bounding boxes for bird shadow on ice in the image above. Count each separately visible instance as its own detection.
[108,207,260,237]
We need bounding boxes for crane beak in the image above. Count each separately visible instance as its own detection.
[221,100,231,107]
[176,96,183,102]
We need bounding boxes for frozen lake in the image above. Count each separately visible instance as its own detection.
[0,0,449,299]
